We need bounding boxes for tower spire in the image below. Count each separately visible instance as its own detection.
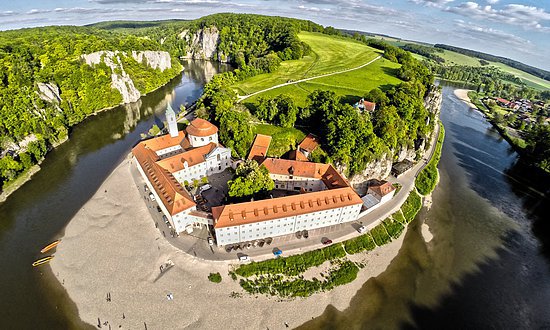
[166,103,178,137]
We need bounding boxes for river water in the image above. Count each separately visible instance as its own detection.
[299,85,550,329]
[1,73,549,329]
[0,60,230,329]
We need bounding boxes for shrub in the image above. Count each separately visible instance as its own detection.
[208,272,222,283]
[382,217,405,239]
[370,223,391,246]
[343,233,376,254]
[392,211,407,225]
[415,123,445,195]
[401,191,422,222]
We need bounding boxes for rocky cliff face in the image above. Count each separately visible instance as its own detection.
[37,82,61,103]
[81,50,173,104]
[131,51,172,71]
[180,27,230,62]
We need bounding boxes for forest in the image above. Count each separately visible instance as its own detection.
[0,26,182,189]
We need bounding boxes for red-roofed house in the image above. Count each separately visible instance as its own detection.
[367,181,396,204]
[354,98,376,112]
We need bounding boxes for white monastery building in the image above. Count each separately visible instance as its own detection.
[134,113,397,246]
[132,106,231,233]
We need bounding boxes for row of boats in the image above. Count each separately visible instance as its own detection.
[32,240,61,267]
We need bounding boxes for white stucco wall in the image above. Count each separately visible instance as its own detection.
[188,132,218,148]
[214,203,363,246]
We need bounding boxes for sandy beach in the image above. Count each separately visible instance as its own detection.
[454,89,476,108]
[50,157,407,329]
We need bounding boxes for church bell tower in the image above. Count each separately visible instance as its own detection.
[166,103,179,138]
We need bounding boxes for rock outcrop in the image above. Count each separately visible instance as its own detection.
[81,50,173,104]
[131,51,172,71]
[37,82,61,103]
[82,51,141,104]
[180,27,230,62]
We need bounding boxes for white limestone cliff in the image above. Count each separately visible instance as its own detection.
[131,51,172,72]
[180,27,230,62]
[81,50,173,104]
[37,82,61,103]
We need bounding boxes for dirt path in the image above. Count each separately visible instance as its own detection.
[237,55,382,103]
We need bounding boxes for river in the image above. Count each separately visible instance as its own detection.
[299,85,550,329]
[1,75,549,329]
[0,60,230,329]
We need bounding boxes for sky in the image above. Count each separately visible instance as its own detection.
[1,0,549,71]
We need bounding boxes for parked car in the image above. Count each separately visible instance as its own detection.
[156,206,162,213]
[357,225,367,233]
[199,184,212,192]
[273,249,283,257]
[322,239,333,245]
[149,193,156,201]
[207,237,214,246]
[162,215,168,222]
[238,254,250,262]
[302,230,309,239]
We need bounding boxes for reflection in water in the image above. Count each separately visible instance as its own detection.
[0,61,231,329]
[299,86,550,329]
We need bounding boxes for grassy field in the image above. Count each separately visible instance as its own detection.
[251,123,306,157]
[376,35,550,90]
[241,57,402,107]
[233,32,402,106]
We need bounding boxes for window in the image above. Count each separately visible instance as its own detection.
[209,136,213,141]
[201,138,204,141]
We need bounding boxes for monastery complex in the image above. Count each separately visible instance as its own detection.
[132,106,396,246]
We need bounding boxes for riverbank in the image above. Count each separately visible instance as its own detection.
[50,157,407,329]
[0,68,183,205]
[453,89,476,108]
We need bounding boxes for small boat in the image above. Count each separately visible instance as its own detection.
[32,256,54,267]
[40,240,61,253]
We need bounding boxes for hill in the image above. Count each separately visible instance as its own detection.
[233,32,403,107]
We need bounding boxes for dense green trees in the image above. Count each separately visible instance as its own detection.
[254,95,298,128]
[525,125,550,172]
[228,160,274,198]
[0,26,183,189]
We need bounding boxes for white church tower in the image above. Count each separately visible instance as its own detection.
[166,103,179,138]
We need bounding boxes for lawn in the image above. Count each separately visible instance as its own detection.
[490,62,550,91]
[232,31,398,103]
[251,123,306,157]
[241,57,402,107]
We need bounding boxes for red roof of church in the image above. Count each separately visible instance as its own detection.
[186,118,218,137]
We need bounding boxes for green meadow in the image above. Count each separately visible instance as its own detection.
[233,32,403,107]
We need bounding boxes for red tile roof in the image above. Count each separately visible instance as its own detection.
[156,143,217,172]
[260,158,349,189]
[186,118,218,137]
[140,131,186,152]
[369,181,395,197]
[288,149,309,162]
[212,187,362,228]
[132,143,195,215]
[362,100,376,112]
[247,134,272,162]
[298,133,319,153]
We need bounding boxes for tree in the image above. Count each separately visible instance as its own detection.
[228,160,274,198]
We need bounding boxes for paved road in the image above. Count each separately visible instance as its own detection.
[129,120,441,263]
[237,55,382,103]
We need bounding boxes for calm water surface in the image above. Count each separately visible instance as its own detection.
[0,60,230,329]
[300,85,550,329]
